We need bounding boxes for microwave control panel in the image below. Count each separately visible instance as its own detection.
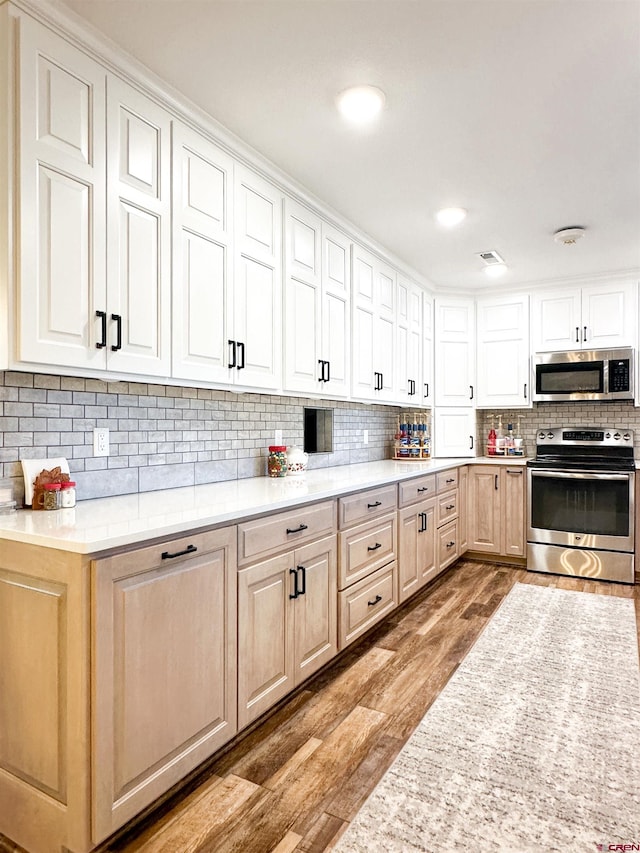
[609,359,631,392]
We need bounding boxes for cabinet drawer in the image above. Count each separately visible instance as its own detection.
[437,489,458,527]
[238,500,336,565]
[338,562,398,649]
[398,474,437,508]
[338,484,397,528]
[338,512,396,590]
[438,520,459,570]
[99,527,237,574]
[436,468,458,493]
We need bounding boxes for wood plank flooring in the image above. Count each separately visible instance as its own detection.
[2,560,639,853]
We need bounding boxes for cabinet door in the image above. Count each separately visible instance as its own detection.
[398,498,436,603]
[92,528,237,841]
[434,298,475,405]
[468,466,502,553]
[106,76,171,376]
[396,277,422,404]
[531,289,582,352]
[321,224,351,397]
[293,536,337,685]
[433,408,476,458]
[476,293,530,408]
[581,281,637,349]
[351,244,376,400]
[422,294,434,406]
[237,552,294,729]
[502,467,526,557]
[234,166,282,389]
[283,199,322,394]
[18,17,107,370]
[172,123,234,383]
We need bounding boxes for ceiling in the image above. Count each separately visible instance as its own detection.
[57,0,640,290]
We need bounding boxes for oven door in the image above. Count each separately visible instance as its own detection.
[527,468,635,552]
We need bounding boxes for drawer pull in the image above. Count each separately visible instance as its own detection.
[445,503,455,511]
[446,540,455,549]
[161,544,198,560]
[367,542,382,552]
[417,486,430,493]
[286,523,309,535]
[507,469,523,475]
[367,501,382,509]
[368,594,383,607]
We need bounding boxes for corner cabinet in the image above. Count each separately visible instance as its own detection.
[92,527,237,842]
[531,281,637,352]
[396,276,423,405]
[434,297,476,406]
[476,293,531,409]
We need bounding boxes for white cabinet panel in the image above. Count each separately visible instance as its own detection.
[172,123,233,383]
[107,76,171,376]
[321,224,351,397]
[433,408,476,458]
[352,304,375,400]
[434,298,475,406]
[423,295,434,406]
[396,276,422,404]
[531,291,581,351]
[476,293,530,408]
[18,17,107,370]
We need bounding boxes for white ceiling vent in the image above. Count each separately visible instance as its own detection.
[476,250,505,266]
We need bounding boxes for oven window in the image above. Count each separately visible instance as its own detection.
[531,475,630,537]
[536,361,604,395]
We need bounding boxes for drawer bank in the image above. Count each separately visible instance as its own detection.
[0,458,525,853]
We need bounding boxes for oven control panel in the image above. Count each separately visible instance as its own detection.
[536,427,633,446]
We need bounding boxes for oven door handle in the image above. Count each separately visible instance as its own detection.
[530,470,631,481]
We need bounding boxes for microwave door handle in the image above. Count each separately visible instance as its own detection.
[531,471,631,482]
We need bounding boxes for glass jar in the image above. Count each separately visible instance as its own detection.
[268,446,288,478]
[42,483,61,511]
[60,481,77,508]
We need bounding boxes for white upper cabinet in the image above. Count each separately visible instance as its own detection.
[233,165,283,390]
[476,293,531,409]
[283,199,350,397]
[432,408,477,457]
[396,276,423,405]
[17,16,107,371]
[172,123,234,384]
[351,244,396,402]
[434,297,476,406]
[532,281,637,352]
[106,76,171,376]
[422,294,434,407]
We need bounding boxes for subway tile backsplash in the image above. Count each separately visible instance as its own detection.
[0,372,400,502]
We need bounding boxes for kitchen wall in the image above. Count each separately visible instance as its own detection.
[0,371,401,503]
[476,401,640,457]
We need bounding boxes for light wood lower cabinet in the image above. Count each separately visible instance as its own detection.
[237,534,337,729]
[438,520,459,570]
[338,561,398,647]
[468,465,526,558]
[91,527,237,842]
[397,498,437,602]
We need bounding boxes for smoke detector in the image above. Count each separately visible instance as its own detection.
[554,226,586,245]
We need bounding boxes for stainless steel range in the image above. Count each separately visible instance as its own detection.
[527,426,635,583]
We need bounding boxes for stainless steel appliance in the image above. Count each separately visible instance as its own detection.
[533,347,634,402]
[527,427,635,583]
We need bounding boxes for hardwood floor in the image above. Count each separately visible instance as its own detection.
[2,560,639,853]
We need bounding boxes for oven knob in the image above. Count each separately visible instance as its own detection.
[623,433,631,441]
[538,431,546,440]
[546,432,554,439]
[605,432,611,438]
[614,432,621,440]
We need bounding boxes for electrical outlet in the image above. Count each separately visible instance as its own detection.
[93,427,109,457]
[363,430,369,444]
[274,429,283,445]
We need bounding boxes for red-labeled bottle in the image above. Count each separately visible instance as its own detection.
[487,427,497,456]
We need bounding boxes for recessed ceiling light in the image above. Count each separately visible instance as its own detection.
[436,207,467,227]
[483,263,508,278]
[336,86,386,124]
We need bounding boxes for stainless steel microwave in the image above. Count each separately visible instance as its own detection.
[533,348,635,402]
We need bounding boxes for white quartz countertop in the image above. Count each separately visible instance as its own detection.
[0,456,527,555]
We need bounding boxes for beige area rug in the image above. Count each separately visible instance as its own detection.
[333,583,640,853]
